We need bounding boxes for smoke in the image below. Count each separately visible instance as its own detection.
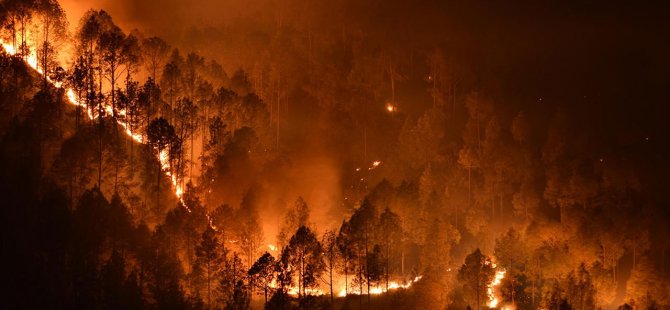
[56,0,670,248]
[60,0,273,42]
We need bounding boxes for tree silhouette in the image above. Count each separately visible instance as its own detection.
[284,225,324,299]
[195,226,220,309]
[147,117,177,209]
[458,249,495,310]
[248,252,276,305]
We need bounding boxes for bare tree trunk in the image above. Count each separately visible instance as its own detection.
[277,74,280,150]
[358,253,363,309]
[207,260,211,310]
[344,259,348,296]
[476,275,480,310]
[156,161,161,211]
[330,256,334,309]
[385,233,390,291]
[365,229,370,305]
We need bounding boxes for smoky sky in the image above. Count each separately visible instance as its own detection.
[59,0,670,190]
[59,0,670,102]
[60,0,273,37]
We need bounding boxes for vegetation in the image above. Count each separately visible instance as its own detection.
[0,0,668,309]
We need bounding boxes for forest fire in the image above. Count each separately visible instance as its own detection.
[337,276,423,297]
[1,1,668,309]
[487,265,506,308]
[0,38,184,202]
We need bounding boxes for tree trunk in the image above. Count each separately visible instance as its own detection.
[344,259,348,296]
[156,160,161,211]
[365,229,370,305]
[99,118,103,187]
[476,274,480,310]
[358,253,363,310]
[330,255,334,309]
[207,260,211,310]
[42,15,49,90]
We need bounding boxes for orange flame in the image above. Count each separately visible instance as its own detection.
[337,276,422,297]
[1,38,185,205]
[487,262,506,308]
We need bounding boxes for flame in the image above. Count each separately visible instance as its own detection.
[1,38,186,206]
[267,273,422,298]
[386,103,396,112]
[268,244,277,252]
[368,160,381,171]
[1,41,16,55]
[487,262,506,308]
[287,286,325,296]
[337,276,422,297]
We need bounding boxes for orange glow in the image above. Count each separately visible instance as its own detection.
[367,160,381,171]
[337,276,422,297]
[487,262,506,308]
[1,38,186,206]
[267,274,422,298]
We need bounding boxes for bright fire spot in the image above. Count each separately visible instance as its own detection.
[337,275,422,297]
[268,244,277,252]
[386,103,396,112]
[287,286,325,296]
[1,40,16,55]
[368,161,381,171]
[487,263,506,308]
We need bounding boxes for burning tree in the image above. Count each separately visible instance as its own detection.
[194,226,220,308]
[348,198,378,302]
[147,117,178,209]
[34,0,68,89]
[378,207,403,290]
[141,36,170,81]
[321,230,338,307]
[284,225,324,299]
[458,248,495,310]
[277,196,312,249]
[494,228,528,308]
[336,219,355,296]
[247,252,276,305]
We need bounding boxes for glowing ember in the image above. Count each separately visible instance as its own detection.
[487,263,506,308]
[386,103,396,112]
[268,244,277,252]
